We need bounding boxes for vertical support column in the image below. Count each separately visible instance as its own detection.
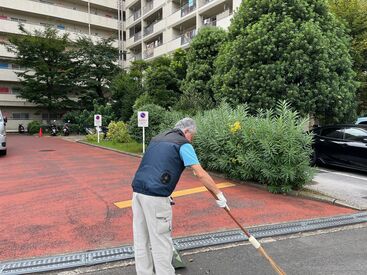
[117,0,123,68]
[196,0,202,34]
[88,1,91,37]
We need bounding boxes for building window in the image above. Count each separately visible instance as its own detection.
[42,113,62,120]
[123,31,126,41]
[12,113,29,120]
[0,62,9,69]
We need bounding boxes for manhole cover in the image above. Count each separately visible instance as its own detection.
[39,149,56,152]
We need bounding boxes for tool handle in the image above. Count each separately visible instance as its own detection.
[207,188,286,275]
[207,189,251,238]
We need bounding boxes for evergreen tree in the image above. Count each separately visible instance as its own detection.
[70,36,120,108]
[214,0,357,123]
[7,26,76,112]
[179,27,227,113]
[328,0,367,114]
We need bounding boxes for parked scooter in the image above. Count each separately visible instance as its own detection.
[63,120,70,136]
[50,120,58,136]
[18,124,25,134]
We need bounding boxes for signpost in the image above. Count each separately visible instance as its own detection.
[94,114,102,143]
[138,111,149,153]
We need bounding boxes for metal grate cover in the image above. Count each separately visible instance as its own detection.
[1,212,366,274]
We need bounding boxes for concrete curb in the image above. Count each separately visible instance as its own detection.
[77,140,142,159]
[74,138,363,211]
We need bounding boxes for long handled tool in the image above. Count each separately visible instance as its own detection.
[208,189,286,275]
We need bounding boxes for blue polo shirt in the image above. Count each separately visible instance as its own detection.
[179,143,200,167]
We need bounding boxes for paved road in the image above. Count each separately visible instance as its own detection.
[55,223,367,275]
[307,167,367,209]
[0,135,362,273]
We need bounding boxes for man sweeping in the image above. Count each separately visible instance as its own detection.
[132,117,228,275]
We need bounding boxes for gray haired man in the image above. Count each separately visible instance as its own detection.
[131,117,228,275]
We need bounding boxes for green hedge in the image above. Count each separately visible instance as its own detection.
[194,102,314,193]
[27,121,42,135]
[107,121,132,143]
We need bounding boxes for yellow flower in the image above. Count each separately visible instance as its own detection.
[230,121,241,133]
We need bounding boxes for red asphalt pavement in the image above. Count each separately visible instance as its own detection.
[0,135,356,262]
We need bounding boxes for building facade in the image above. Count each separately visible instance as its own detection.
[124,0,241,67]
[0,0,241,131]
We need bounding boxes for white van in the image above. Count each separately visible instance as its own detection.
[0,110,7,156]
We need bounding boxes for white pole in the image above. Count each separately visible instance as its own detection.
[142,126,145,153]
[97,127,100,143]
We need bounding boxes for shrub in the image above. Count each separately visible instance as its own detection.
[128,104,166,144]
[194,101,314,193]
[85,133,98,142]
[158,110,187,133]
[27,121,42,135]
[107,121,132,143]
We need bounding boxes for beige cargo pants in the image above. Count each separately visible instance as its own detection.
[132,192,175,275]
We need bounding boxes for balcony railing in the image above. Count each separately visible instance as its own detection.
[181,29,196,45]
[203,19,216,26]
[133,9,141,20]
[143,1,154,14]
[181,1,196,17]
[144,48,154,58]
[144,24,154,36]
[134,31,142,42]
[129,53,142,61]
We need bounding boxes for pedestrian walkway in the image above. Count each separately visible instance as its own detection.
[0,135,357,267]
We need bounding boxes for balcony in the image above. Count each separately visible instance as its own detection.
[203,18,216,26]
[0,44,15,58]
[0,18,101,42]
[126,9,141,27]
[134,31,142,42]
[181,29,196,45]
[143,20,164,37]
[0,69,20,82]
[144,48,154,59]
[143,0,165,17]
[143,2,154,14]
[0,0,117,30]
[181,1,196,17]
[144,24,154,36]
[81,0,117,9]
[216,10,232,29]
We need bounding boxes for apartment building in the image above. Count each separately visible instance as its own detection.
[0,0,241,131]
[0,0,121,131]
[124,0,241,67]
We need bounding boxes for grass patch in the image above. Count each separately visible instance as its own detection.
[87,140,143,154]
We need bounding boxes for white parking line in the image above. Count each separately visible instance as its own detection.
[317,168,367,181]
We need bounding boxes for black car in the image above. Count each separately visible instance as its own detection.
[311,124,367,172]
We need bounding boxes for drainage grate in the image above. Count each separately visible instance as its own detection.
[1,212,366,274]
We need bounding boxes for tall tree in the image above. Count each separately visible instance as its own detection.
[110,71,142,121]
[179,27,226,113]
[328,0,367,114]
[7,25,76,112]
[214,0,357,123]
[143,56,182,109]
[71,37,120,108]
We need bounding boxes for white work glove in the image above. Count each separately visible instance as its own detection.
[215,192,229,209]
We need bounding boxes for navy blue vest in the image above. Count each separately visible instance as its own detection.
[132,129,189,197]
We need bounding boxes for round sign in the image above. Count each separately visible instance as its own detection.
[140,113,146,118]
